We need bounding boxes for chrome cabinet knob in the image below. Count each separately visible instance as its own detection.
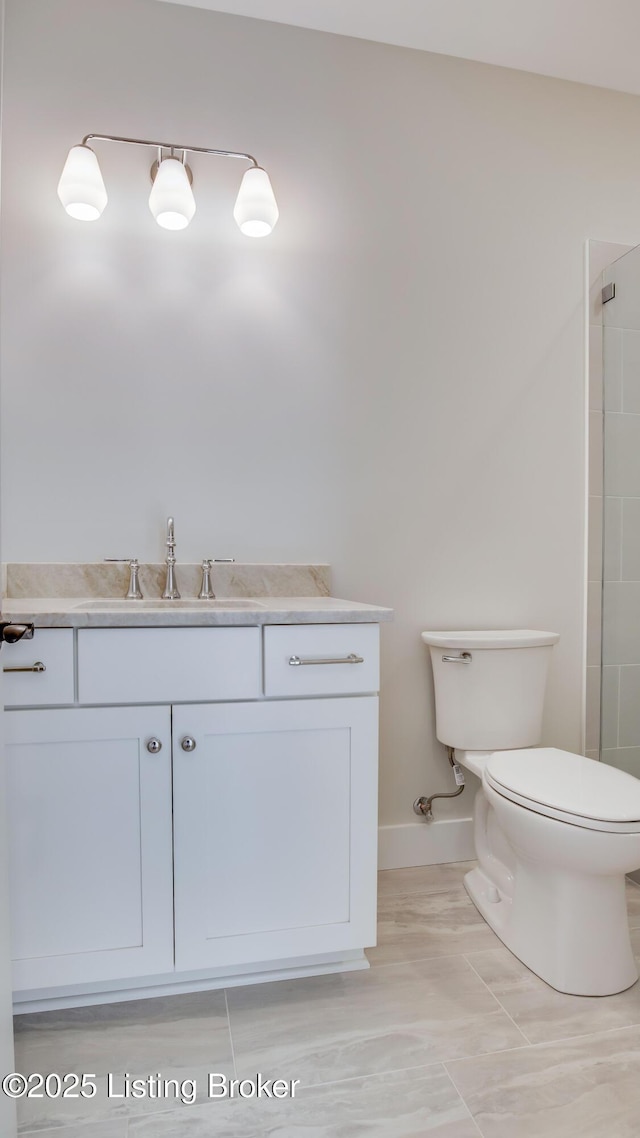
[181,736,196,752]
[146,738,163,754]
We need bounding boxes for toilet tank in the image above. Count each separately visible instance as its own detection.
[421,630,560,750]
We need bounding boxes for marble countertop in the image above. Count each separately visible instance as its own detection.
[1,596,394,628]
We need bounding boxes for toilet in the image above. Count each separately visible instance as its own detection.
[421,629,640,996]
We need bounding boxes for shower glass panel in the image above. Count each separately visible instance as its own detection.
[601,245,640,773]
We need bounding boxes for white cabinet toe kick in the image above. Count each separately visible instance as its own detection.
[5,623,381,1011]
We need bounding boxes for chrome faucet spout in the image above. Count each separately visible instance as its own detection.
[162,516,181,599]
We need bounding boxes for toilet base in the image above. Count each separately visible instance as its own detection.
[464,864,508,920]
[464,861,639,997]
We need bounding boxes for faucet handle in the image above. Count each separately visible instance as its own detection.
[104,558,144,600]
[199,559,215,600]
[197,558,235,601]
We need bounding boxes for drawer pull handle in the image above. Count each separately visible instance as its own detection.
[289,653,364,667]
[3,661,46,674]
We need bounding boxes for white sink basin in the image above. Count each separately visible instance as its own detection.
[75,599,267,611]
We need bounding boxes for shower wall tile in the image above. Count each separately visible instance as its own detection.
[588,496,603,582]
[603,496,622,581]
[602,748,640,777]
[604,327,623,411]
[589,411,604,496]
[602,582,640,665]
[587,580,602,667]
[601,665,620,750]
[618,666,640,748]
[585,666,601,752]
[604,413,640,496]
[622,498,640,580]
[623,329,640,413]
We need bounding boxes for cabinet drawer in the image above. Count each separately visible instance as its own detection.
[78,627,261,704]
[3,629,74,707]
[264,624,379,697]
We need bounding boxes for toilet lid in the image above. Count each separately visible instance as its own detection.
[485,749,640,832]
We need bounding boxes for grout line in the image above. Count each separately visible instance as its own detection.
[368,949,487,971]
[279,1035,537,1096]
[443,1061,487,1137]
[224,988,238,1080]
[441,1062,486,1137]
[294,1009,535,1092]
[513,1019,640,1050]
[447,1017,640,1064]
[462,954,533,1047]
[298,1058,448,1093]
[377,884,467,901]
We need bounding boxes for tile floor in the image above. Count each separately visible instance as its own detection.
[12,862,640,1136]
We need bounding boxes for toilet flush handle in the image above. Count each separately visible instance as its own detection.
[442,652,472,663]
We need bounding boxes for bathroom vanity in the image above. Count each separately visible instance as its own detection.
[1,566,391,1011]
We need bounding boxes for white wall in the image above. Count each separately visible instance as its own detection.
[3,0,640,844]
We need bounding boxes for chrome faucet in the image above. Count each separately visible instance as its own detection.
[162,517,180,599]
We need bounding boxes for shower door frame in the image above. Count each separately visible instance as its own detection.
[585,239,634,764]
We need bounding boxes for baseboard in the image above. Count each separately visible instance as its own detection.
[378,818,475,870]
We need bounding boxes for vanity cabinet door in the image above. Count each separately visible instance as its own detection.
[6,706,174,993]
[172,697,379,972]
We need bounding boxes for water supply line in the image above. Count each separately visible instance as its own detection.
[413,746,465,820]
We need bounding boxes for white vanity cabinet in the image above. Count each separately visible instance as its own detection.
[6,705,173,993]
[4,621,382,1009]
[172,697,378,971]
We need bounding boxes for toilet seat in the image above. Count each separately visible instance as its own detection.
[485,748,640,834]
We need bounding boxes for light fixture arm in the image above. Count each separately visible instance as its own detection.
[81,133,259,168]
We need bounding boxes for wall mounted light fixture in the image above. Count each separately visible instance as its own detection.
[57,134,279,237]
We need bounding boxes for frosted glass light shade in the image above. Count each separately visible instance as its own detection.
[149,157,196,230]
[233,167,279,237]
[57,145,108,221]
